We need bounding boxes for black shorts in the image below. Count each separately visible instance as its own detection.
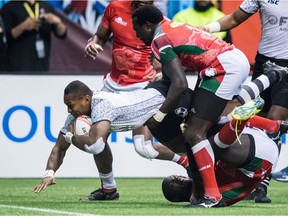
[149,88,195,143]
[252,52,288,111]
[191,88,229,122]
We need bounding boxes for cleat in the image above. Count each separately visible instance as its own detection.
[267,120,288,142]
[186,195,222,208]
[263,60,288,83]
[275,176,288,182]
[190,193,202,205]
[272,166,288,182]
[232,97,264,121]
[253,187,271,203]
[79,188,119,201]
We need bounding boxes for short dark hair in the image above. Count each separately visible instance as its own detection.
[64,80,92,99]
[132,5,163,26]
[162,175,192,202]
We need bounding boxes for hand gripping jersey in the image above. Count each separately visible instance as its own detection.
[102,1,156,85]
[240,0,288,59]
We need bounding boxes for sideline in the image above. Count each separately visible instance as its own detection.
[0,204,101,216]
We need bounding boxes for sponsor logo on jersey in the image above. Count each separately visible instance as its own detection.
[175,107,188,118]
[267,0,280,5]
[115,17,127,26]
[267,15,288,31]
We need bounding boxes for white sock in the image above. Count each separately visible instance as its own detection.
[99,171,116,190]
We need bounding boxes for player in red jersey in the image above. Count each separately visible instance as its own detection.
[161,102,288,207]
[83,1,189,201]
[161,123,282,207]
[132,5,250,207]
[86,0,156,88]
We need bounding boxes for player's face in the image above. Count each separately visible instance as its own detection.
[132,18,154,46]
[64,93,91,118]
[162,175,192,202]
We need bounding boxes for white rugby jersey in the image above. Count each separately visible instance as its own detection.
[240,0,288,59]
[61,88,165,133]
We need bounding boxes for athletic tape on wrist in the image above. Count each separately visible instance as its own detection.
[85,41,96,50]
[204,21,221,33]
[43,169,54,178]
[153,111,167,123]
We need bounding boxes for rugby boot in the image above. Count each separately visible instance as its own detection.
[232,97,264,121]
[263,60,288,83]
[267,120,288,142]
[253,186,271,203]
[186,195,222,208]
[79,188,119,201]
[272,166,288,182]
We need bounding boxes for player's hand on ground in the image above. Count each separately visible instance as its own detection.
[145,116,160,129]
[32,177,56,194]
[85,42,103,60]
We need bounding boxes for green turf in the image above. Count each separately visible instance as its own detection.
[0,178,287,215]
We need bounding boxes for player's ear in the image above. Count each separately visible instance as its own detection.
[84,95,91,102]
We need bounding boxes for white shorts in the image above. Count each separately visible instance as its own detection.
[215,48,250,100]
[244,127,279,172]
[102,73,149,93]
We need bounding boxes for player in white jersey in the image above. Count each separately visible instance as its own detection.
[202,0,288,203]
[32,80,194,199]
[83,0,188,200]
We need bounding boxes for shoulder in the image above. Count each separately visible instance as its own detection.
[92,91,113,107]
[240,0,260,14]
[106,1,129,11]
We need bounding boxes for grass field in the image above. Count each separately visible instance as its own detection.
[0,178,288,215]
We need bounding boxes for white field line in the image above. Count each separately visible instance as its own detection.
[0,204,101,216]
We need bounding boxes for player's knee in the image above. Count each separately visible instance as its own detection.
[84,137,105,154]
[133,135,159,159]
[184,127,205,146]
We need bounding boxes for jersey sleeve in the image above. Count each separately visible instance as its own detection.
[152,35,178,65]
[101,3,113,30]
[60,114,75,134]
[240,0,260,14]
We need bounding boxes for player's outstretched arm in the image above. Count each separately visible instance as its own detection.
[204,8,251,33]
[33,133,70,193]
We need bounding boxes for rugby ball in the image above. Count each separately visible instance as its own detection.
[75,115,92,135]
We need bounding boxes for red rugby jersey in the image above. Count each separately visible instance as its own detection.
[151,20,234,74]
[102,1,156,85]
